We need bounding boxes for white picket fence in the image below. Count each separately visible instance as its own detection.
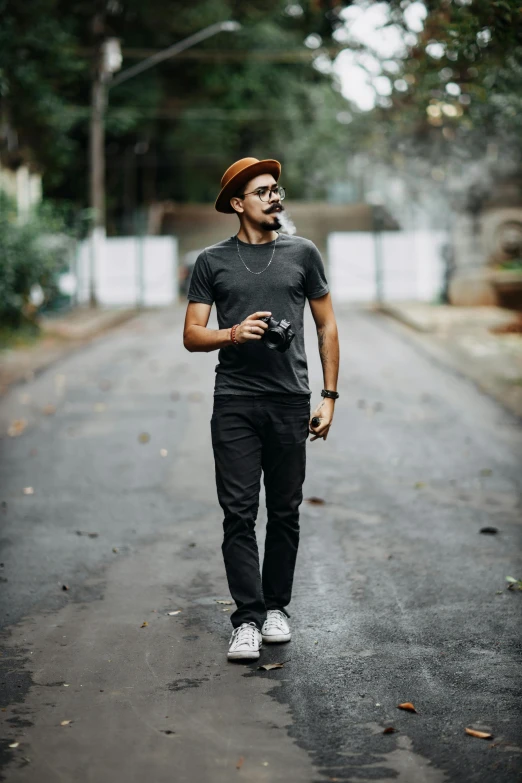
[328,230,447,303]
[75,234,178,307]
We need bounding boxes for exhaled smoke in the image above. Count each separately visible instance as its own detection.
[277,208,296,236]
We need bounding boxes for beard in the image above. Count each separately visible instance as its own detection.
[260,214,282,231]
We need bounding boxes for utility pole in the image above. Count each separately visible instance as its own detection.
[87,20,240,308]
[89,4,121,307]
[89,52,106,308]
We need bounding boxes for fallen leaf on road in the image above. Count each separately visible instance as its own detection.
[112,547,119,553]
[141,621,148,628]
[8,742,19,748]
[305,496,325,505]
[506,576,522,591]
[23,487,34,495]
[62,585,69,591]
[222,608,231,612]
[383,727,396,734]
[60,720,72,726]
[167,611,182,616]
[138,432,150,444]
[480,527,498,535]
[465,728,493,740]
[216,600,233,605]
[160,449,168,457]
[236,757,244,770]
[258,663,285,671]
[413,482,425,489]
[397,702,417,713]
[42,404,56,416]
[8,419,27,437]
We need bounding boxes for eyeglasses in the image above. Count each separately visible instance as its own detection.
[238,185,286,203]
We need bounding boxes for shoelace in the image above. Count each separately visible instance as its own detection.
[263,610,287,631]
[230,622,259,647]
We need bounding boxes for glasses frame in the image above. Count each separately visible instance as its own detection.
[238,185,286,203]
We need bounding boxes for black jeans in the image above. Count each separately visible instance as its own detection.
[211,393,310,630]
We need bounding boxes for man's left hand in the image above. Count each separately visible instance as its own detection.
[309,397,335,442]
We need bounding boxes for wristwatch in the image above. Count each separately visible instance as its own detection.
[321,389,339,399]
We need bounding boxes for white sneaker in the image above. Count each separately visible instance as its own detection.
[261,610,291,643]
[227,622,263,661]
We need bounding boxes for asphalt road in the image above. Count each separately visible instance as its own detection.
[1,304,521,783]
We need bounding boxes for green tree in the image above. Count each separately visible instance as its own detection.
[1,0,355,220]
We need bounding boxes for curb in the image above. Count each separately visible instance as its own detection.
[0,308,139,395]
[376,303,434,333]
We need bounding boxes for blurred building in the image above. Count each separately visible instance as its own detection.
[0,161,42,218]
[450,175,522,308]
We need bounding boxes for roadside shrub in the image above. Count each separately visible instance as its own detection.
[0,193,72,329]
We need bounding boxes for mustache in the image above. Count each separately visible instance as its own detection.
[264,203,283,215]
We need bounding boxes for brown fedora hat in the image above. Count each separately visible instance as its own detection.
[215,157,281,214]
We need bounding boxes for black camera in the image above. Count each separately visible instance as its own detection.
[259,315,295,353]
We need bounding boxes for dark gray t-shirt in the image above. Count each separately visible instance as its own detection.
[187,233,329,397]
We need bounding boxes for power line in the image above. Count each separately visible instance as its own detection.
[76,47,343,63]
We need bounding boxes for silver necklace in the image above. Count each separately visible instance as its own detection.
[235,234,278,275]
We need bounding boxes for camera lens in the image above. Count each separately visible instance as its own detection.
[264,328,285,349]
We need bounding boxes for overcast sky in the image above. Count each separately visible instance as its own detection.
[304,0,427,112]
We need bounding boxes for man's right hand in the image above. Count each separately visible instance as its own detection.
[235,311,272,343]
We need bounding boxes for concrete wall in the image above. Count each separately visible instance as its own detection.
[152,201,385,267]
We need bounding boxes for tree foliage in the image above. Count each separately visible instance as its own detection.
[0,193,72,328]
[375,0,522,168]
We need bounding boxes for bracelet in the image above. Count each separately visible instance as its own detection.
[230,323,240,345]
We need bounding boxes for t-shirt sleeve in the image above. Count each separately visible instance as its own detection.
[305,243,330,299]
[187,250,214,305]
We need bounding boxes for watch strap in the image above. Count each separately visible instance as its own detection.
[321,389,339,399]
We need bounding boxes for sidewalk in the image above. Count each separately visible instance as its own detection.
[379,302,522,418]
[0,307,137,396]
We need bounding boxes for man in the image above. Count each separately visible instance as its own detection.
[183,157,339,661]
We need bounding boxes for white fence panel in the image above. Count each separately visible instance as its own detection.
[142,236,177,306]
[328,232,375,302]
[99,238,137,306]
[328,230,446,303]
[75,235,178,307]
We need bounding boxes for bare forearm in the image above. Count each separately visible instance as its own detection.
[184,325,232,353]
[317,322,339,390]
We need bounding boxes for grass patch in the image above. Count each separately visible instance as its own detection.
[0,324,41,351]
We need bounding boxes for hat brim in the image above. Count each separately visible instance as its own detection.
[215,159,281,214]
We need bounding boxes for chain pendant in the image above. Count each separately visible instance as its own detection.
[236,235,278,275]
